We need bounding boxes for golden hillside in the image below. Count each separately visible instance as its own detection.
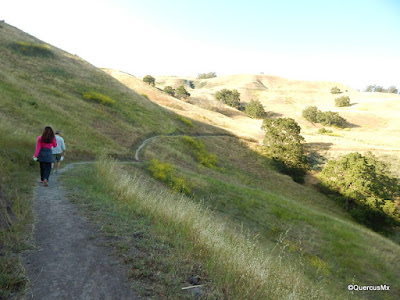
[105,71,400,162]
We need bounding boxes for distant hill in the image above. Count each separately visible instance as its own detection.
[2,22,400,299]
[106,71,400,165]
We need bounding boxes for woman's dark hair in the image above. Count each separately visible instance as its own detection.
[41,126,55,143]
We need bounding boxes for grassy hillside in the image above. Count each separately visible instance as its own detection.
[0,22,222,297]
[1,22,399,299]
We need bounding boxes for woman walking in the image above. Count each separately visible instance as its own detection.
[33,126,57,186]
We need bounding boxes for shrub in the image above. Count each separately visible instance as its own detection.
[335,96,350,107]
[302,106,319,123]
[215,89,241,109]
[182,136,217,168]
[175,115,193,127]
[245,100,267,118]
[330,86,342,94]
[197,72,217,79]
[317,111,347,128]
[303,106,347,128]
[82,91,116,106]
[317,128,332,134]
[141,94,150,100]
[175,86,190,99]
[11,41,54,57]
[143,75,155,86]
[148,159,191,194]
[163,86,175,96]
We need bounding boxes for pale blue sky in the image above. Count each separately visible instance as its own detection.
[3,0,400,89]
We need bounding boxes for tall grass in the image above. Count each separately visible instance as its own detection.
[0,122,36,297]
[96,157,347,299]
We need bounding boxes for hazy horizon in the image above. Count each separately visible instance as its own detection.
[3,0,400,90]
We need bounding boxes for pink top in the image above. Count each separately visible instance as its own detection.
[34,136,57,157]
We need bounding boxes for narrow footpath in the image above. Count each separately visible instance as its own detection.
[23,134,235,299]
[23,163,140,300]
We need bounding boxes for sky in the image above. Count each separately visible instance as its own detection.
[2,0,400,90]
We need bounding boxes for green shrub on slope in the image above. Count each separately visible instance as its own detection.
[82,91,116,106]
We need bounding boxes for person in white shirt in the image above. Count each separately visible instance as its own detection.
[52,130,66,174]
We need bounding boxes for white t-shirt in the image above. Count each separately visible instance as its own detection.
[52,135,66,154]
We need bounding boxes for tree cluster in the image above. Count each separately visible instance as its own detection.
[302,106,347,128]
[163,86,175,96]
[319,152,400,230]
[335,96,351,107]
[262,118,308,182]
[176,86,190,99]
[163,85,190,99]
[365,85,398,94]
[197,72,217,79]
[215,89,241,109]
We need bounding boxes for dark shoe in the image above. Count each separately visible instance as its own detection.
[43,179,48,187]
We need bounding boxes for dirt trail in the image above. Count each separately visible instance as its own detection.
[23,134,234,299]
[23,163,140,300]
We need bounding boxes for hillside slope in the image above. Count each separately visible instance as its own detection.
[109,72,400,162]
[1,22,400,299]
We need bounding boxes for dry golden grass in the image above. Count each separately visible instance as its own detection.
[106,70,400,164]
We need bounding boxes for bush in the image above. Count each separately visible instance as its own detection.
[82,91,116,106]
[182,136,218,168]
[303,106,347,128]
[317,111,347,128]
[330,86,342,94]
[164,86,175,96]
[197,72,217,79]
[143,75,155,86]
[148,159,191,194]
[245,100,266,118]
[335,96,350,107]
[215,89,241,109]
[302,106,319,123]
[175,115,193,127]
[175,86,190,99]
[317,128,332,134]
[11,41,54,57]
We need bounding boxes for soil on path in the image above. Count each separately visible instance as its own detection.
[23,163,140,300]
[23,134,234,299]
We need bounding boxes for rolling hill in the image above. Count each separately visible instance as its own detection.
[1,22,400,299]
[106,71,400,160]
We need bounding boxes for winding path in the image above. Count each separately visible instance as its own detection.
[23,133,235,299]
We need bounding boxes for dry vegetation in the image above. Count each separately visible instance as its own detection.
[106,71,400,165]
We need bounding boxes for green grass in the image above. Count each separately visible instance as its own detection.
[182,136,218,168]
[1,22,399,299]
[80,158,348,299]
[11,41,54,57]
[0,22,226,297]
[141,135,400,299]
[0,122,36,298]
[61,164,221,299]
